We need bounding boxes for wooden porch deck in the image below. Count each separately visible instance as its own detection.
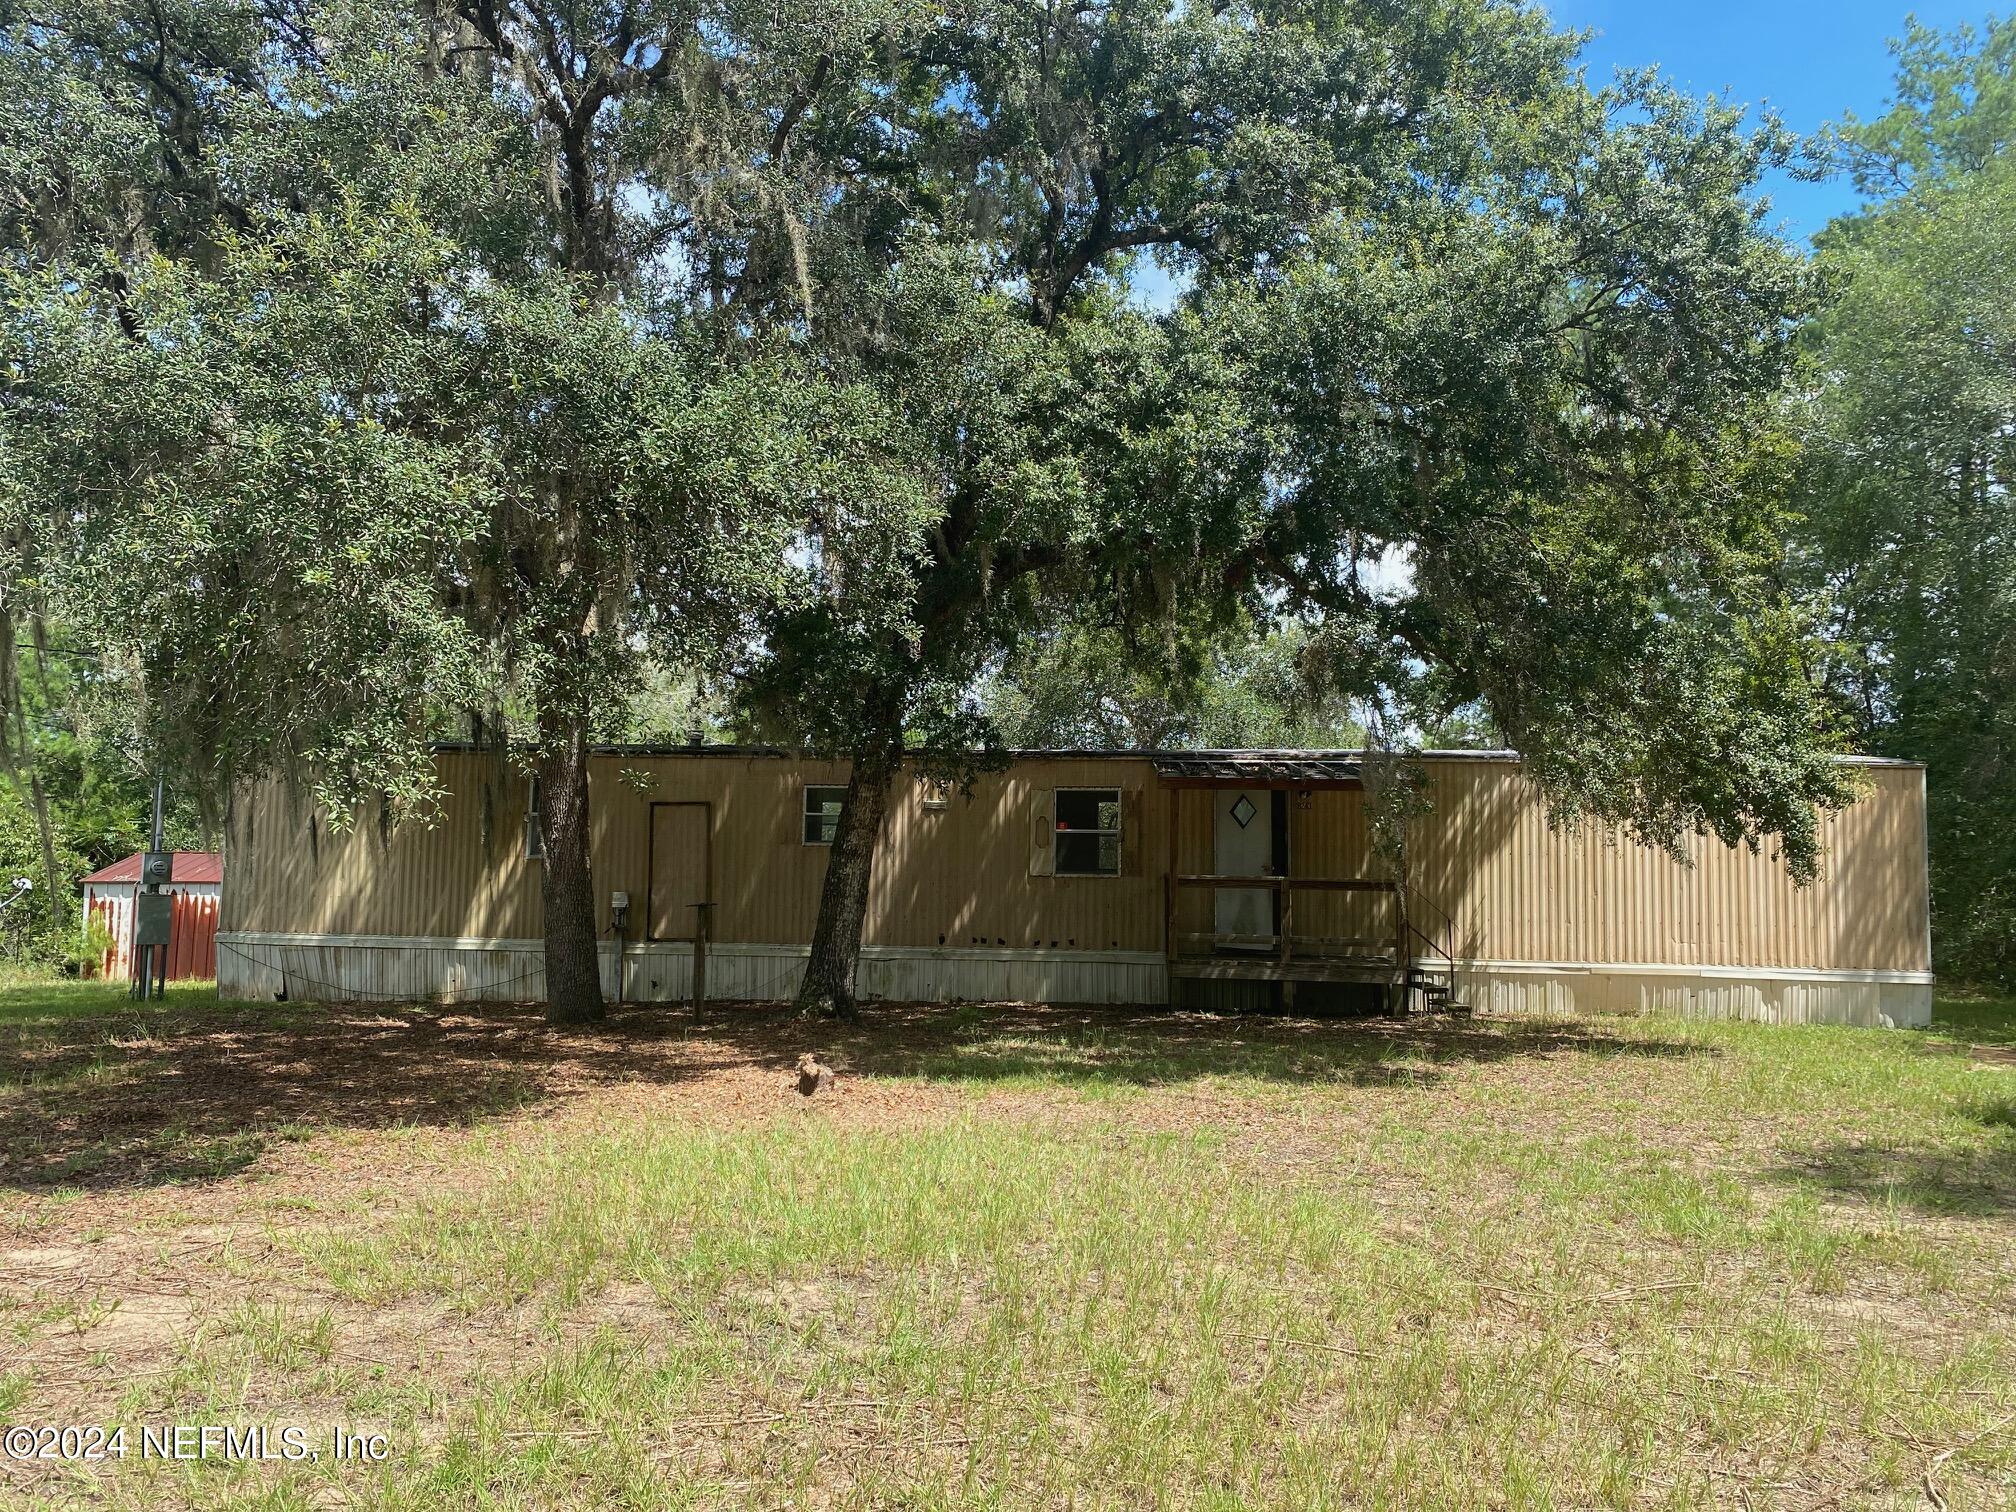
[1166,955,1402,986]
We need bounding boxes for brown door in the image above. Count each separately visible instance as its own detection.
[648,802,710,941]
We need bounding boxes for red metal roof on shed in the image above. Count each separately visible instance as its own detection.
[80,851,223,886]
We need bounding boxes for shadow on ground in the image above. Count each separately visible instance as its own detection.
[841,1004,1706,1090]
[1766,1128,2016,1217]
[1931,994,2016,1051]
[0,998,1707,1192]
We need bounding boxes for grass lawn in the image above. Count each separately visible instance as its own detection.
[0,972,2012,1509]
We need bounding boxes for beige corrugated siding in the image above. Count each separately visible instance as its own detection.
[223,752,1930,976]
[226,753,543,940]
[872,759,1164,951]
[1168,785,1215,943]
[1288,788,1388,948]
[227,753,1173,953]
[1404,761,1929,973]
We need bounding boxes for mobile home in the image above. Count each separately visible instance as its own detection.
[216,747,1933,1026]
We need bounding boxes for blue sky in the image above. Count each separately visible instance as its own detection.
[1548,1,1990,239]
[1126,3,1985,305]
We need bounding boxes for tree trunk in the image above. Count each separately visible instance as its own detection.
[795,720,903,1021]
[25,768,63,933]
[537,716,605,1025]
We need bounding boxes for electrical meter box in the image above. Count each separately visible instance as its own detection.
[133,892,174,947]
[140,851,174,887]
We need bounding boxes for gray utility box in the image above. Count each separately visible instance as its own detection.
[133,891,174,947]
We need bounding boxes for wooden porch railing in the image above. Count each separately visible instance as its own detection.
[1165,874,1403,969]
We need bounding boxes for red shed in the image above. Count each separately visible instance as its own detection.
[80,851,221,981]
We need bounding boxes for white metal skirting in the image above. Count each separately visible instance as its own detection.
[214,932,1933,1026]
[213,933,1165,1007]
[1446,962,1934,1028]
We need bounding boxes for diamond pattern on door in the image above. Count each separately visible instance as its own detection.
[1229,794,1257,829]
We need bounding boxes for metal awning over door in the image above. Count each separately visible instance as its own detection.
[1151,754,1362,788]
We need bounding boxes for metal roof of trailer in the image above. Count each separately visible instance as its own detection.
[427,742,1922,770]
[434,741,1466,761]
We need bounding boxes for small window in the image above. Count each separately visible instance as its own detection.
[1055,788,1121,876]
[803,785,846,845]
[525,777,543,861]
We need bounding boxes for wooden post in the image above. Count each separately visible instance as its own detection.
[691,901,711,1020]
[1392,885,1407,1013]
[1278,879,1293,967]
[1164,787,1180,1006]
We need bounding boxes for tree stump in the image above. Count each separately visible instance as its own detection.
[796,1053,835,1096]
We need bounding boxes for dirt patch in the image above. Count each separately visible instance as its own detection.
[1,1244,95,1275]
[0,999,946,1191]
[0,999,1665,1194]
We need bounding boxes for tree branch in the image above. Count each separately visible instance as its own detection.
[769,54,832,163]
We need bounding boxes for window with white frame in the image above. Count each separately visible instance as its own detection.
[803,785,846,845]
[1054,788,1121,876]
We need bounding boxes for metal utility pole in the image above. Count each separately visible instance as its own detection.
[130,772,170,1000]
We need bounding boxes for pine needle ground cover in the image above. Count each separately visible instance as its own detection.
[1,978,2011,1509]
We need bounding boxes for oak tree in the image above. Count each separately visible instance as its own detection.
[0,0,864,1019]
[744,0,1855,1016]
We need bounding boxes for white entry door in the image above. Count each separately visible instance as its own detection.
[1213,788,1274,945]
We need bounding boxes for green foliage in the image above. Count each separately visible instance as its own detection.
[0,624,197,966]
[6,208,495,816]
[982,619,1363,750]
[737,244,1199,768]
[1799,37,2016,981]
[739,1,1855,890]
[408,272,829,746]
[0,0,923,1018]
[0,780,69,959]
[61,908,114,977]
[1209,69,1856,878]
[1824,14,2016,198]
[0,0,1884,971]
[0,1,857,820]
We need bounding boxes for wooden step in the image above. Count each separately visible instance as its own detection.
[1402,967,1461,1016]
